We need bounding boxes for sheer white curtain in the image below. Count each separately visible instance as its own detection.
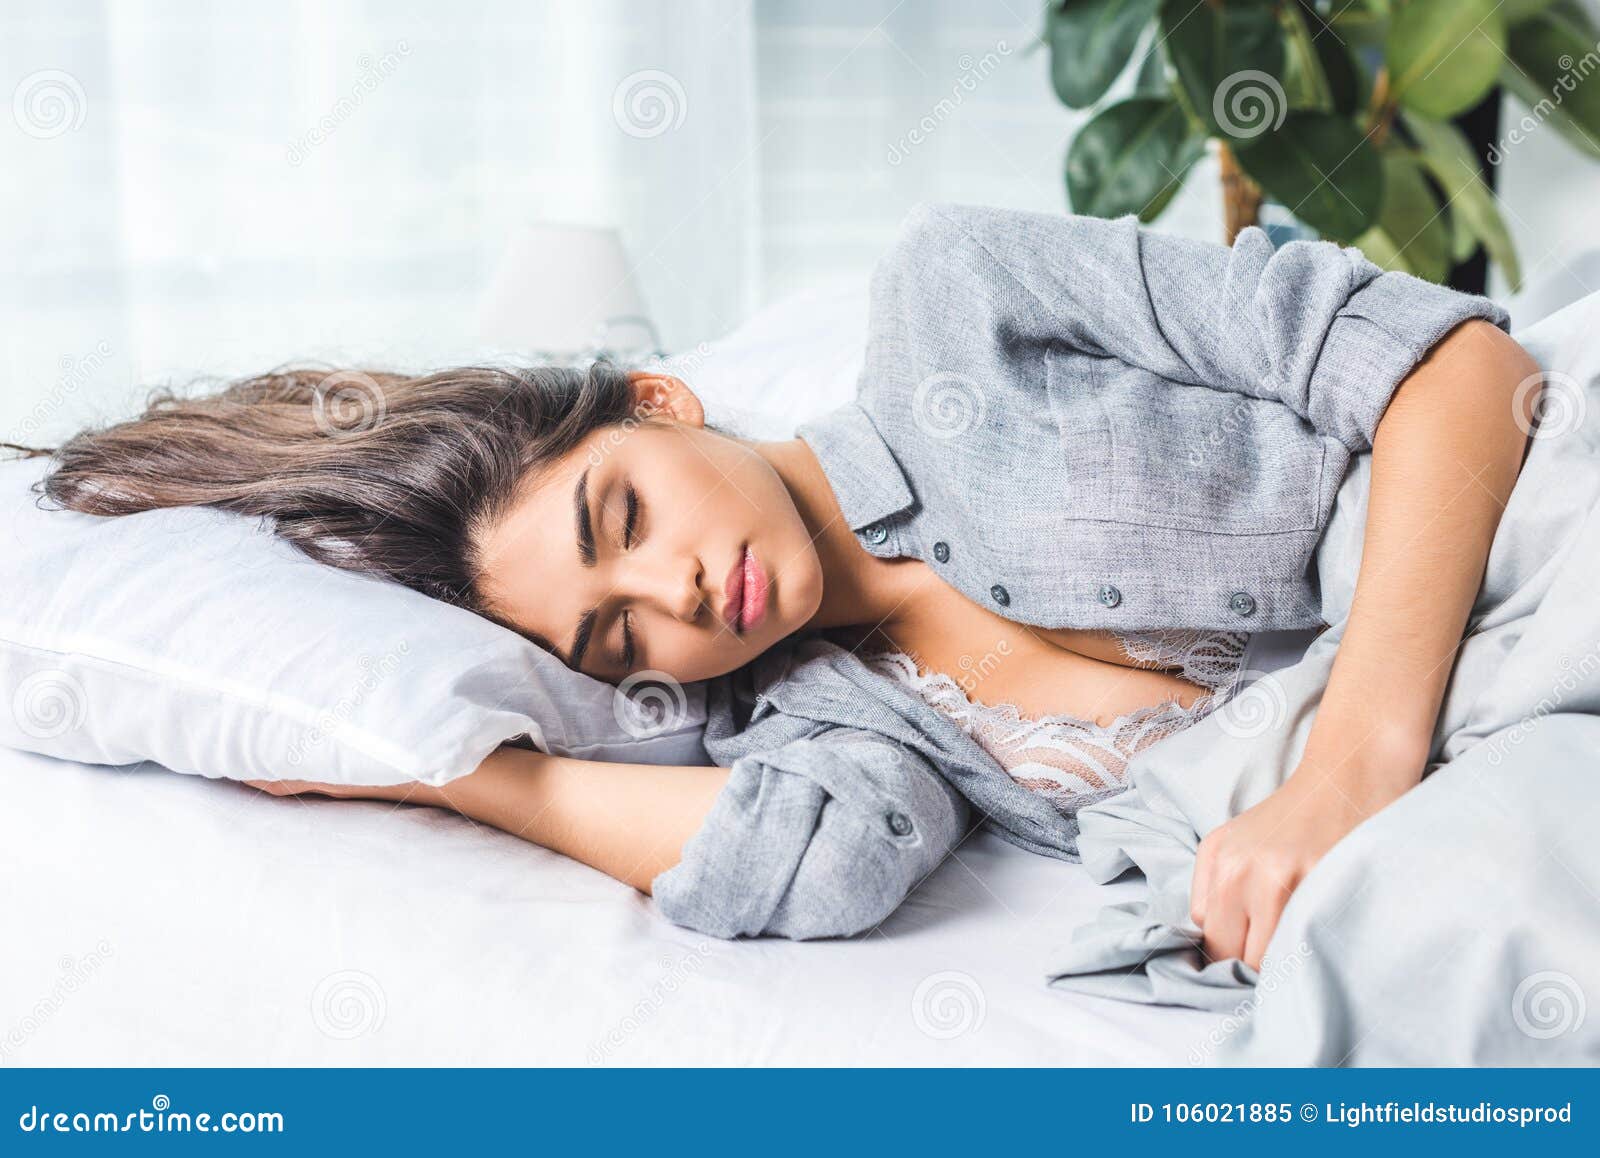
[2,1,1176,444]
[2,0,760,442]
[7,2,1596,447]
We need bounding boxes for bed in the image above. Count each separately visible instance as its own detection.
[1,744,1222,1065]
[12,275,1586,1067]
[0,279,1236,1067]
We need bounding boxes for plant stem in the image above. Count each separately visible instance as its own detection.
[1367,65,1396,146]
[1217,140,1263,244]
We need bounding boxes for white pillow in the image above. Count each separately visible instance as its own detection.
[0,281,875,788]
[661,279,870,439]
[0,457,708,785]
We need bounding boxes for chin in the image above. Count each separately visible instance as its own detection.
[776,547,824,626]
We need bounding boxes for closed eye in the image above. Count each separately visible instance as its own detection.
[622,482,640,549]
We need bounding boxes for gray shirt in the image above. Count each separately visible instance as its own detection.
[652,203,1509,941]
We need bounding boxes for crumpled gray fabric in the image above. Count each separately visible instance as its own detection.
[1047,298,1600,1065]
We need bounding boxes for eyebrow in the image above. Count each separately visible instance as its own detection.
[567,468,600,673]
[568,608,598,674]
[574,468,596,567]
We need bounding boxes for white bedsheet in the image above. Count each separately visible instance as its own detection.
[2,745,1222,1066]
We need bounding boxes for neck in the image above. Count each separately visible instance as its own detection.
[754,437,919,633]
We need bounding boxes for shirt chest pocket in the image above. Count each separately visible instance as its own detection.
[1046,352,1326,535]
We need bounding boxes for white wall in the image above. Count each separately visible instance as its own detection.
[752,0,1223,302]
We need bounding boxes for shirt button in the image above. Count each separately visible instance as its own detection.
[1229,591,1257,617]
[863,522,888,546]
[886,811,914,837]
[989,584,1010,607]
[932,541,950,564]
[1098,584,1122,608]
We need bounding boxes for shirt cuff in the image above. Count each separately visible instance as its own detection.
[651,747,830,939]
[1310,270,1511,452]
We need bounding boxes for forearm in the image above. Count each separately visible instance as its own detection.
[1299,319,1538,805]
[423,747,729,893]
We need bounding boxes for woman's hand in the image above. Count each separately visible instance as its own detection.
[1190,769,1405,970]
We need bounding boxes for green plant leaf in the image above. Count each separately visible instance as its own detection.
[1295,1,1362,114]
[1330,4,1390,52]
[1280,2,1333,110]
[1134,37,1169,95]
[1503,0,1562,24]
[1160,0,1287,141]
[1355,149,1454,283]
[1048,0,1161,108]
[1403,111,1523,290]
[1066,97,1205,220]
[1446,203,1479,264]
[1235,112,1383,241]
[1503,0,1600,161]
[1386,0,1507,119]
[1354,220,1411,273]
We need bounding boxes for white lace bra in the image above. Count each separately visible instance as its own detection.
[865,629,1248,816]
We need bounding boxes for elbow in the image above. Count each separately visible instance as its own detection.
[651,815,925,942]
[649,736,966,940]
[765,840,911,940]
[1379,320,1541,450]
[654,837,913,942]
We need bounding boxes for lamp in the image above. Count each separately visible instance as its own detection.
[478,224,663,362]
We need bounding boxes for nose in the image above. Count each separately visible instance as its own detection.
[631,551,705,624]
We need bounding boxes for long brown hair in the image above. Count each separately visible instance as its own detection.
[19,362,638,618]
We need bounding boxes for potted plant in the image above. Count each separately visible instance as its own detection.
[1048,0,1600,292]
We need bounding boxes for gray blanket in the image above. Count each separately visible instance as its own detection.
[1048,305,1600,1065]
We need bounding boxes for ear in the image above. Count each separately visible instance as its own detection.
[627,371,705,428]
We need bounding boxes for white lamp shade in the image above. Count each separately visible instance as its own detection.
[478,224,649,353]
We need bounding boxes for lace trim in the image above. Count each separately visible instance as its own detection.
[1115,627,1250,692]
[867,629,1246,817]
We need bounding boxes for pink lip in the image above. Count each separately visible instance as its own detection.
[722,546,768,634]
[740,548,768,632]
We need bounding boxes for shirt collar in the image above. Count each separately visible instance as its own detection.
[796,402,916,531]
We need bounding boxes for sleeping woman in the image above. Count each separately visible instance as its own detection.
[28,204,1539,966]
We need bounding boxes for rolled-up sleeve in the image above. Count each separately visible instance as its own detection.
[884,202,1510,453]
[651,727,969,940]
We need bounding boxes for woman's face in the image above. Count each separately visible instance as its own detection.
[477,374,824,685]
